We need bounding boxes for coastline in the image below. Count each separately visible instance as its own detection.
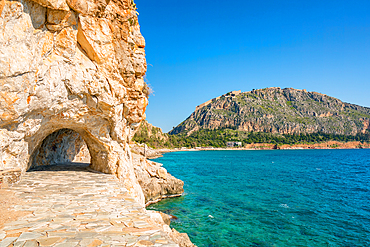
[145,141,370,246]
[130,145,196,246]
[145,194,183,207]
[153,140,370,153]
[146,148,370,246]
[139,140,369,246]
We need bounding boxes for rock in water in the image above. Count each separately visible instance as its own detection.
[132,153,184,206]
[0,0,148,205]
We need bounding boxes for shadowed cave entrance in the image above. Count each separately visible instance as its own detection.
[28,129,92,171]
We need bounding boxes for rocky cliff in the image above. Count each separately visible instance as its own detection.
[0,0,148,205]
[132,152,184,206]
[170,88,370,136]
[132,120,172,148]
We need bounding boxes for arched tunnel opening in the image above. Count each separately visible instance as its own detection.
[27,128,91,171]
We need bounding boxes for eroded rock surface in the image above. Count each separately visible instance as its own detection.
[170,87,370,136]
[131,142,164,159]
[0,0,148,205]
[132,153,184,206]
[147,211,196,247]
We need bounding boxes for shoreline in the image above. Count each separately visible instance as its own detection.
[146,147,370,246]
[145,140,369,246]
[150,140,370,155]
[145,194,183,207]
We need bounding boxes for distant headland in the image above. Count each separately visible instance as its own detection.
[133,87,370,149]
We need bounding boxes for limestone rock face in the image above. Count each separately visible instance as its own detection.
[169,229,196,247]
[147,211,197,247]
[170,87,370,136]
[131,143,164,159]
[132,153,184,206]
[0,0,148,205]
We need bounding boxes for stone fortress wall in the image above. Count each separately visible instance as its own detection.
[195,90,241,111]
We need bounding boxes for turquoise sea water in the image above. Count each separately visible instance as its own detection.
[148,149,370,247]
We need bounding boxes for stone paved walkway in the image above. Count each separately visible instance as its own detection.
[0,164,178,247]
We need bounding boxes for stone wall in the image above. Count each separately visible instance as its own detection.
[0,0,148,205]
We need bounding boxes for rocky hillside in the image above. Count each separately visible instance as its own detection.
[134,121,169,142]
[132,120,172,148]
[170,88,370,136]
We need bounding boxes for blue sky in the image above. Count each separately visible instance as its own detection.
[135,0,370,133]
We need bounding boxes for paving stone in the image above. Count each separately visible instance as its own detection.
[154,239,169,244]
[13,240,26,247]
[47,232,76,238]
[3,222,30,230]
[0,166,180,247]
[81,238,103,247]
[17,232,44,241]
[23,240,39,247]
[36,237,63,246]
[95,226,112,232]
[74,232,98,238]
[85,223,98,229]
[54,242,79,247]
[28,222,49,231]
[0,237,17,247]
[134,222,152,229]
[137,235,150,241]
[134,240,154,246]
[149,235,162,242]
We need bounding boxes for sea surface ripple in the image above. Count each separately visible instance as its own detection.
[148,149,370,247]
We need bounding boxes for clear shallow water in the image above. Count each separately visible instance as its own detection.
[148,149,370,247]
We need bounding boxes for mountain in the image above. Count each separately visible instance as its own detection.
[169,88,370,136]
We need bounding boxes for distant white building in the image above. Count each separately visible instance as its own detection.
[227,142,242,147]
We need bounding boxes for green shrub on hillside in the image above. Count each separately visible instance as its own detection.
[133,126,370,149]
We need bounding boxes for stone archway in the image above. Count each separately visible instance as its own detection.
[28,128,91,171]
[0,0,148,206]
[17,121,146,206]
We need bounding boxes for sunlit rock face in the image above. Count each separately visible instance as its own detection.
[0,0,148,205]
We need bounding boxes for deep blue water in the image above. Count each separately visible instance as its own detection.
[148,149,370,247]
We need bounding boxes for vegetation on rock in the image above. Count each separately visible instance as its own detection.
[134,126,370,149]
[170,87,370,136]
[134,88,370,148]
